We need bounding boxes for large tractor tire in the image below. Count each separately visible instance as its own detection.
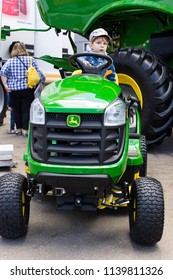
[0,82,7,126]
[111,48,173,146]
[129,177,164,245]
[0,173,30,238]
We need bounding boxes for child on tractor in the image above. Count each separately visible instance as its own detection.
[81,28,116,82]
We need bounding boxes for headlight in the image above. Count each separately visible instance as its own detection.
[104,99,126,126]
[30,98,45,124]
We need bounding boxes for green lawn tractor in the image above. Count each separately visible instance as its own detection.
[0,53,164,245]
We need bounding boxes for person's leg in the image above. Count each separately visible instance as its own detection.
[10,110,15,131]
[6,93,15,133]
[7,109,15,134]
[10,91,22,134]
[21,89,35,131]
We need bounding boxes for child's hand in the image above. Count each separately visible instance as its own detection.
[83,61,91,66]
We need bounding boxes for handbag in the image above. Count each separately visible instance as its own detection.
[17,56,40,88]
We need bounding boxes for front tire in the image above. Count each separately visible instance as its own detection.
[0,173,30,238]
[129,177,164,245]
[111,48,173,145]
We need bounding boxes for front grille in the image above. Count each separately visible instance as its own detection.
[30,113,126,165]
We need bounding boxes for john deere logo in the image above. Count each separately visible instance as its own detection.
[67,115,81,127]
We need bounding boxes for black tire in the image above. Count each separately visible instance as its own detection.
[0,173,30,238]
[129,177,164,245]
[139,135,147,177]
[0,82,7,125]
[111,48,173,145]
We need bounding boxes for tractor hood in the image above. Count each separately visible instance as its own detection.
[41,75,121,113]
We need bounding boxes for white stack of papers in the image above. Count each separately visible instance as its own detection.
[0,144,14,167]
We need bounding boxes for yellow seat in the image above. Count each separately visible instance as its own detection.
[72,69,82,76]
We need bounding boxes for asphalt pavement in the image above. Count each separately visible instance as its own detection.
[0,111,173,260]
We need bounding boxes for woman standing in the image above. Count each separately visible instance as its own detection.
[0,42,45,136]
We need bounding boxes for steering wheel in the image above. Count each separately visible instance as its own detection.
[68,52,113,74]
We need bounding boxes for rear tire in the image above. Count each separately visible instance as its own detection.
[0,173,30,238]
[129,177,164,245]
[0,83,7,125]
[111,48,173,145]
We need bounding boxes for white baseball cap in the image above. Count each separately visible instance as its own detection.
[89,28,111,41]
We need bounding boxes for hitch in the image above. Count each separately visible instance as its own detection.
[98,183,130,209]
